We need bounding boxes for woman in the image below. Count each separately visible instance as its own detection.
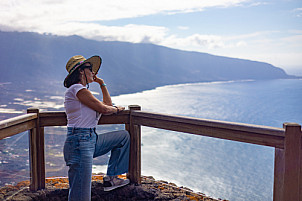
[63,55,130,201]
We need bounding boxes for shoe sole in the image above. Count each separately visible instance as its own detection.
[103,181,130,191]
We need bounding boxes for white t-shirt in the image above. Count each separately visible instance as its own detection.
[64,84,101,128]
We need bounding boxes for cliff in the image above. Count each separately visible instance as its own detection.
[0,174,227,201]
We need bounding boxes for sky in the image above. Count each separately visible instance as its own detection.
[0,0,301,75]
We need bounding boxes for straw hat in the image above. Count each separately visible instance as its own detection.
[64,55,102,85]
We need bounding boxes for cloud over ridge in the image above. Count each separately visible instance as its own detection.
[0,0,301,72]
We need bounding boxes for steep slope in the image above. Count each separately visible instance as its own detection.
[0,31,292,95]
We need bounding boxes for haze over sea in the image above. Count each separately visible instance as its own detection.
[1,78,301,200]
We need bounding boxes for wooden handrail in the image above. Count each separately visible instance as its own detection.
[131,110,285,148]
[38,110,130,127]
[0,106,301,201]
[0,113,37,140]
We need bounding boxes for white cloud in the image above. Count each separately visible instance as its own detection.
[0,0,250,31]
[177,26,189,30]
[0,0,253,49]
[243,1,269,7]
[295,8,302,17]
[27,22,169,44]
[289,29,302,34]
[0,0,301,70]
[282,34,302,45]
[1,1,248,17]
[84,24,169,44]
[199,31,302,69]
[49,23,235,51]
[162,34,226,49]
[293,8,302,17]
[0,0,257,46]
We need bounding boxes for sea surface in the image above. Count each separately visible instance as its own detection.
[109,79,302,201]
[1,79,301,201]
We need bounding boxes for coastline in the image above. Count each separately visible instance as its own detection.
[0,78,300,116]
[1,78,301,199]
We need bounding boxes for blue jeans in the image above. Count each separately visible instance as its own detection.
[63,127,130,201]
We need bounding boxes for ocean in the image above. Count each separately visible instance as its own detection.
[1,79,301,200]
[110,79,302,201]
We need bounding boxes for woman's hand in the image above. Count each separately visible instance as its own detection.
[93,75,104,85]
[115,105,125,113]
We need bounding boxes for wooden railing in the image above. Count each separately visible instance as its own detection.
[0,105,301,201]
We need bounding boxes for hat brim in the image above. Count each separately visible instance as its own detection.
[64,55,102,86]
[85,55,102,75]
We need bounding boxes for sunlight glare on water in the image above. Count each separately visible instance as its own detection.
[111,79,302,201]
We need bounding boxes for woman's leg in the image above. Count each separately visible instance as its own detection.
[93,130,130,176]
[64,128,96,201]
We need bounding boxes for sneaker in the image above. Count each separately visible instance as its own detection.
[103,175,130,191]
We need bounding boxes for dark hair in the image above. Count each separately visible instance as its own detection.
[64,68,81,88]
[64,62,92,88]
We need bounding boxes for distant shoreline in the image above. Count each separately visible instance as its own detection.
[110,77,301,97]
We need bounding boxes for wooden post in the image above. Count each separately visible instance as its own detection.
[27,108,45,191]
[282,123,301,201]
[126,105,141,184]
[273,148,284,201]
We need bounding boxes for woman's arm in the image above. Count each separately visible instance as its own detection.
[77,88,124,115]
[93,76,112,106]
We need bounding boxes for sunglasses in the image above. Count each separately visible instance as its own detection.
[85,66,93,72]
[81,63,93,72]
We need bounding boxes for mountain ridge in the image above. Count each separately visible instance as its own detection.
[0,31,293,95]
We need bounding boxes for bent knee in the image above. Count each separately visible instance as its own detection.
[123,130,130,140]
[120,130,130,145]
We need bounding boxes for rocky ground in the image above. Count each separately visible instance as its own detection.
[0,174,228,201]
